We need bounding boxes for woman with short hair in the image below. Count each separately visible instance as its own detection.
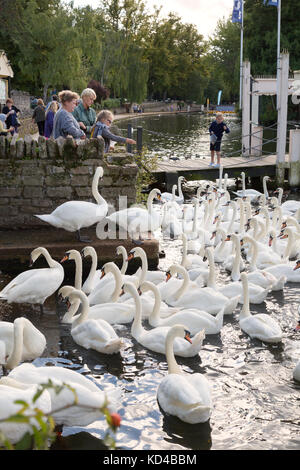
[32,98,46,136]
[52,90,86,140]
[72,88,97,138]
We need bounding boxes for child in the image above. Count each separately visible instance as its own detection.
[209,112,230,168]
[91,110,136,153]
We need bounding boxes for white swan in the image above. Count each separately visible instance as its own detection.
[0,382,51,444]
[223,233,245,281]
[238,273,283,343]
[161,201,183,239]
[66,289,124,354]
[161,264,240,316]
[128,247,166,286]
[106,188,162,243]
[161,177,185,204]
[0,317,46,371]
[124,282,205,357]
[81,245,128,294]
[263,258,300,283]
[142,281,224,335]
[59,285,135,325]
[0,247,64,313]
[157,325,212,424]
[0,362,120,427]
[232,173,270,201]
[240,234,286,291]
[293,359,300,382]
[181,233,208,270]
[35,166,108,242]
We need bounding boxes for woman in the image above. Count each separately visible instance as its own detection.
[0,114,14,136]
[32,98,46,136]
[3,98,20,136]
[44,101,58,138]
[92,109,135,153]
[52,90,86,140]
[72,88,97,138]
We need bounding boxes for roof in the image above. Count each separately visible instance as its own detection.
[0,51,14,78]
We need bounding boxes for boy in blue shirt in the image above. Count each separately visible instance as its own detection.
[209,112,230,168]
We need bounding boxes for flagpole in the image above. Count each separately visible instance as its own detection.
[239,0,244,109]
[276,0,281,110]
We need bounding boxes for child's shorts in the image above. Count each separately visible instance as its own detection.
[210,140,221,151]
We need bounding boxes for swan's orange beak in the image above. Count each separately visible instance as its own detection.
[293,261,300,271]
[280,234,288,240]
[156,193,161,200]
[60,255,69,263]
[126,253,134,262]
[240,239,244,246]
[166,271,171,282]
[225,235,231,241]
[269,236,273,247]
[213,216,219,224]
[100,269,106,279]
[211,231,216,240]
[184,331,192,344]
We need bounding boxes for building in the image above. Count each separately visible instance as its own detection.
[0,50,14,110]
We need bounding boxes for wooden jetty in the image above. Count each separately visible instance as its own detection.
[153,153,290,190]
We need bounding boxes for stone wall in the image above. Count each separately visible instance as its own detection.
[0,134,138,229]
[10,89,31,115]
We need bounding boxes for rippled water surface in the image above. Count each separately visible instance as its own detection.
[1,219,300,450]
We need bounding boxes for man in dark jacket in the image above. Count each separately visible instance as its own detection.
[209,112,230,168]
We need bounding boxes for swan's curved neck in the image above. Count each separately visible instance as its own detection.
[147,285,162,327]
[147,191,156,213]
[82,249,97,289]
[177,179,183,199]
[241,173,246,194]
[118,247,128,275]
[192,202,199,232]
[109,264,123,302]
[73,252,83,290]
[227,202,237,233]
[6,319,25,369]
[244,235,257,272]
[165,331,182,375]
[72,290,89,327]
[263,177,269,198]
[240,276,251,319]
[231,236,241,280]
[172,185,177,201]
[206,249,217,289]
[39,248,58,269]
[130,287,145,339]
[239,201,245,234]
[174,266,190,300]
[92,169,106,206]
[134,249,148,286]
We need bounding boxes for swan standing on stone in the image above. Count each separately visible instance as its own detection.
[157,325,212,424]
[35,166,108,242]
[0,247,64,314]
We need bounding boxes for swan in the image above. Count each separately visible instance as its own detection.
[59,285,135,325]
[87,262,139,306]
[223,234,245,281]
[0,247,64,314]
[232,173,270,202]
[60,249,83,318]
[262,258,300,283]
[0,383,51,444]
[0,317,46,371]
[157,324,212,424]
[66,289,124,354]
[161,264,240,316]
[238,273,282,343]
[161,177,185,204]
[181,233,208,270]
[212,228,233,263]
[161,201,183,239]
[142,281,224,335]
[293,359,300,382]
[81,245,128,294]
[123,282,205,357]
[0,362,120,427]
[203,246,270,304]
[127,247,166,286]
[35,166,108,242]
[240,234,286,291]
[106,188,162,243]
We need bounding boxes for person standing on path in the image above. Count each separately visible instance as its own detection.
[52,90,86,140]
[72,88,97,138]
[44,101,59,138]
[32,98,46,136]
[209,112,230,168]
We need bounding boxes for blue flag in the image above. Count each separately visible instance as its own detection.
[263,0,278,6]
[232,0,243,23]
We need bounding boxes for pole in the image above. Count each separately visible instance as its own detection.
[127,123,133,153]
[239,0,244,109]
[276,0,281,111]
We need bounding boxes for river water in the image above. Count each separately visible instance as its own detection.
[0,113,299,451]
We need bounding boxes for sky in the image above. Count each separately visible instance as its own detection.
[71,0,233,38]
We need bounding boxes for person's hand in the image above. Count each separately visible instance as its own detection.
[8,126,14,132]
[79,122,86,130]
[126,138,136,145]
[223,125,227,131]
[80,133,86,140]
